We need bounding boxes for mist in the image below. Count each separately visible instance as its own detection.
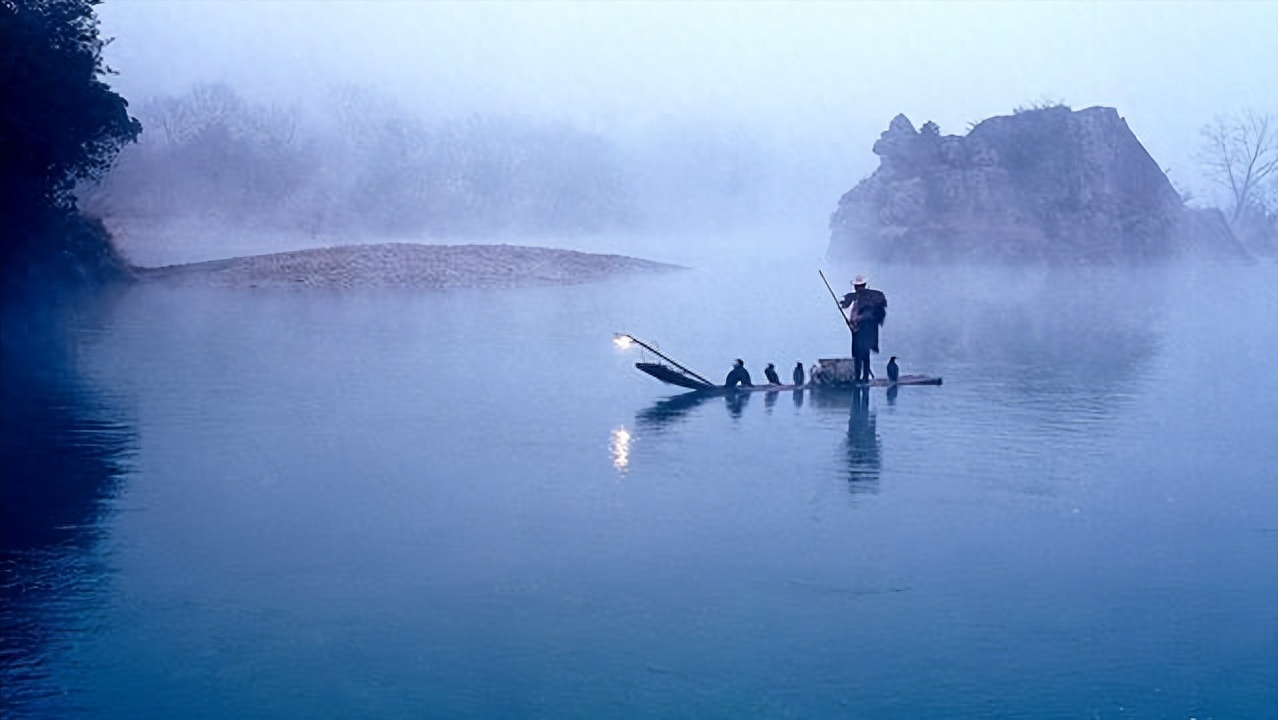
[7,2,1278,715]
[87,0,1278,266]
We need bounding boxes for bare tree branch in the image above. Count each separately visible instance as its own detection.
[1200,110,1278,223]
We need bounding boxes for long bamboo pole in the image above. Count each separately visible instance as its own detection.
[819,270,855,335]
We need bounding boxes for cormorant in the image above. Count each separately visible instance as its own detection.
[725,359,753,388]
[764,363,781,385]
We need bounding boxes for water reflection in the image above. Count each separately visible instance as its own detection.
[844,385,882,495]
[635,387,802,431]
[876,262,1171,413]
[633,386,883,496]
[610,426,632,472]
[635,391,714,430]
[0,301,135,719]
[725,389,751,418]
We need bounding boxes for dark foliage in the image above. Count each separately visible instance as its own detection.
[1,0,140,292]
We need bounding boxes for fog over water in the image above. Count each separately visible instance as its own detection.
[91,0,1278,266]
[5,2,1277,718]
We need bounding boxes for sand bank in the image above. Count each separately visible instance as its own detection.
[137,243,683,289]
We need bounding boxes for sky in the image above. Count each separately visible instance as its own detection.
[97,0,1278,204]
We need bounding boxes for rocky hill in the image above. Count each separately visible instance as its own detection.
[828,106,1248,262]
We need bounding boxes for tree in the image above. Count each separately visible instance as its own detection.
[1,0,141,286]
[92,84,309,225]
[1200,110,1278,224]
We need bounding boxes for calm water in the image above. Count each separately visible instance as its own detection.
[2,242,1276,719]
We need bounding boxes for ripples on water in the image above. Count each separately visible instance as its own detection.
[1,256,1275,718]
[1,299,136,719]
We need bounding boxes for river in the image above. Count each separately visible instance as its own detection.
[2,233,1275,719]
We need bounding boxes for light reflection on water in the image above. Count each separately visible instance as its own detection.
[1,257,1275,718]
[609,426,631,472]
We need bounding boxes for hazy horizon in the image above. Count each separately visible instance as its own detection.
[98,1,1276,207]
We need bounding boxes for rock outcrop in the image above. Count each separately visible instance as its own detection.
[828,106,1249,262]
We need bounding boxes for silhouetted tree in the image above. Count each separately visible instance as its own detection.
[1,0,140,289]
[1200,110,1278,223]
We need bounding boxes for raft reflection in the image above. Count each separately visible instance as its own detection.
[634,391,714,431]
[632,386,884,497]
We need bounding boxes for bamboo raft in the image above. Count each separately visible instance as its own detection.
[619,271,943,394]
[631,351,941,393]
[635,361,940,392]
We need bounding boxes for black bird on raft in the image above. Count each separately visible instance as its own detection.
[887,356,899,383]
[725,359,753,389]
[764,363,781,385]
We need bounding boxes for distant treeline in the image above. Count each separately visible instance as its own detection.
[1,0,140,292]
[87,84,632,237]
[84,83,785,240]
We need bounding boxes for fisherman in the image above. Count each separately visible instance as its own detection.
[793,361,805,387]
[886,356,899,383]
[724,358,753,388]
[764,363,781,385]
[839,274,887,383]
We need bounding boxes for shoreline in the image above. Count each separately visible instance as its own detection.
[135,242,685,289]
